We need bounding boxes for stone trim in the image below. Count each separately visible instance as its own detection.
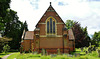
[56,23,64,24]
[40,35,63,37]
[39,23,64,24]
[39,23,45,24]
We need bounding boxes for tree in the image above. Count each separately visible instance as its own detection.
[66,20,75,29]
[92,31,100,46]
[0,0,10,17]
[66,20,90,48]
[0,0,26,50]
[0,17,4,31]
[20,21,28,36]
[0,0,10,32]
[3,10,24,49]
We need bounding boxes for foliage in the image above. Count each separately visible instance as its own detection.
[0,0,28,50]
[0,36,12,53]
[0,17,4,31]
[3,44,10,53]
[0,36,12,42]
[92,31,100,47]
[72,22,90,48]
[66,20,90,48]
[66,20,75,29]
[2,9,22,49]
[0,0,10,32]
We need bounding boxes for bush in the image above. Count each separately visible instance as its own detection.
[3,44,10,53]
[79,56,88,59]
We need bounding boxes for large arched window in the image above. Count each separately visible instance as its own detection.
[46,17,56,34]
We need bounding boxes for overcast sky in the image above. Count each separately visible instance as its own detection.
[10,0,100,35]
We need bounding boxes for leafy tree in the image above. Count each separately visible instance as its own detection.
[66,20,90,48]
[20,21,28,38]
[0,17,4,31]
[0,0,11,32]
[0,0,27,50]
[3,10,24,49]
[92,31,100,46]
[66,20,75,29]
[0,0,10,17]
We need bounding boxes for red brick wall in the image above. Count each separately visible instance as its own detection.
[38,24,46,35]
[39,37,63,48]
[22,40,34,51]
[39,11,63,23]
[57,24,64,35]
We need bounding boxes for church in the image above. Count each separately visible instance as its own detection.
[21,2,75,54]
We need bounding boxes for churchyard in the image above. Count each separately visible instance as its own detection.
[1,46,100,59]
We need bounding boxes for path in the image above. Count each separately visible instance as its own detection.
[2,53,14,59]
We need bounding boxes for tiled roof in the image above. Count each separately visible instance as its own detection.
[24,31,34,40]
[68,29,75,40]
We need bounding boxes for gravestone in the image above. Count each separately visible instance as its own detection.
[81,47,83,52]
[74,53,80,57]
[42,48,46,55]
[67,54,73,57]
[51,54,57,57]
[57,48,60,55]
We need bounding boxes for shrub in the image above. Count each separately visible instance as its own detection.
[28,49,31,53]
[79,56,88,59]
[3,44,10,53]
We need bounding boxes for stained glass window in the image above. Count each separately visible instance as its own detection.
[53,21,55,33]
[50,18,52,33]
[47,17,56,34]
[47,21,49,33]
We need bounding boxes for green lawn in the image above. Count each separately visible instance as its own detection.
[7,51,100,59]
[0,52,13,58]
[7,52,20,59]
[2,47,100,59]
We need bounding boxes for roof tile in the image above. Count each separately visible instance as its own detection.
[24,31,34,39]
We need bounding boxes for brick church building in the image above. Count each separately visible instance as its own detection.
[21,2,75,54]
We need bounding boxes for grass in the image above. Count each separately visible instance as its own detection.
[7,52,100,59]
[0,52,13,58]
[2,47,100,59]
[7,52,20,59]
[0,49,19,59]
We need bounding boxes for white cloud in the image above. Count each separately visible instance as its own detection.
[10,0,100,35]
